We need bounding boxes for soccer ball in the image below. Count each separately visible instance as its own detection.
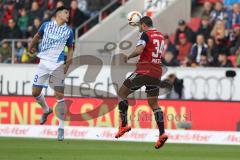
[127,11,142,27]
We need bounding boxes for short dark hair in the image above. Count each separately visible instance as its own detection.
[55,6,69,15]
[140,16,153,27]
[178,19,186,26]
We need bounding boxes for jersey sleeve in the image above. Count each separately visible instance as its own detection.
[136,32,149,47]
[38,22,48,37]
[66,29,74,47]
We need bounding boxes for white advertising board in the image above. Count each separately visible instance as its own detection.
[0,124,240,145]
[0,64,239,100]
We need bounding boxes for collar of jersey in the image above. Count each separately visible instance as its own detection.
[53,20,67,27]
[148,28,157,31]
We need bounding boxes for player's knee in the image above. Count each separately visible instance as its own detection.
[118,100,128,112]
[32,89,41,97]
[148,100,158,108]
[54,93,64,100]
[54,92,64,100]
[117,89,124,98]
[32,92,40,97]
[117,86,129,99]
[118,91,129,100]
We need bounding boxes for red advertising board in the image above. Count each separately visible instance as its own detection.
[0,96,240,131]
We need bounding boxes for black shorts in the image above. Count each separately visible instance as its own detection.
[123,73,161,97]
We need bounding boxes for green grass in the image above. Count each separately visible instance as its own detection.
[0,138,240,160]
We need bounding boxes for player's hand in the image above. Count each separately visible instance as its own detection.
[64,63,70,74]
[124,55,129,63]
[29,47,36,54]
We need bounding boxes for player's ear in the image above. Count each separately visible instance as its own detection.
[142,23,147,30]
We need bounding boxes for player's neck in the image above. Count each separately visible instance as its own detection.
[144,27,153,32]
[148,27,154,30]
[55,18,65,26]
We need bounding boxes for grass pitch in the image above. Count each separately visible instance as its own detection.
[0,138,239,160]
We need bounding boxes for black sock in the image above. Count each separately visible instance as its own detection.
[153,108,165,136]
[118,100,128,127]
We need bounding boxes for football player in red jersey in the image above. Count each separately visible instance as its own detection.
[115,16,171,149]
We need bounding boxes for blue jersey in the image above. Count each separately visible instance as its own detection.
[37,20,74,63]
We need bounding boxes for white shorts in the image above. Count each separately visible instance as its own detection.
[32,59,65,88]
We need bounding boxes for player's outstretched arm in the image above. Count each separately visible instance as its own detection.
[28,33,41,54]
[127,45,145,61]
[28,22,47,54]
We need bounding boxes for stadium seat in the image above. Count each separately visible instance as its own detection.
[197,0,223,4]
[228,55,237,67]
[187,17,201,32]
[169,17,201,43]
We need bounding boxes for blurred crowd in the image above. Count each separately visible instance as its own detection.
[162,0,240,68]
[0,0,116,63]
[0,0,239,67]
